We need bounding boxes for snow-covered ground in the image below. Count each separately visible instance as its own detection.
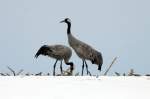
[0,76,150,99]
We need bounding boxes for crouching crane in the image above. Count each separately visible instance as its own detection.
[35,45,74,76]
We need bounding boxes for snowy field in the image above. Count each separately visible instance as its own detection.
[0,76,150,99]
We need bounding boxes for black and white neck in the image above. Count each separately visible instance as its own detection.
[66,21,71,35]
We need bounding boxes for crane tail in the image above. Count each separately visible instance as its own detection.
[98,64,102,71]
[98,53,103,71]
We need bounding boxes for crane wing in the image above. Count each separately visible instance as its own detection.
[74,43,94,60]
[49,45,68,56]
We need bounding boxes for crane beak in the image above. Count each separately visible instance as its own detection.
[60,20,65,23]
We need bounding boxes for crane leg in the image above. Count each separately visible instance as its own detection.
[60,60,63,75]
[81,60,85,76]
[53,60,58,76]
[85,61,89,75]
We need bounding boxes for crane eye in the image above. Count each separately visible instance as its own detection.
[66,18,71,22]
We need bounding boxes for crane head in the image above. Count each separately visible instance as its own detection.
[60,18,71,23]
[70,62,74,72]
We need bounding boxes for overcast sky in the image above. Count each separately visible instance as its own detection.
[0,0,150,75]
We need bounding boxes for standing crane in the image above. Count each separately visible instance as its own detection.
[60,18,103,76]
[35,44,74,76]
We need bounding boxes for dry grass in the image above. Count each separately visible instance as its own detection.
[0,66,149,76]
[0,57,149,76]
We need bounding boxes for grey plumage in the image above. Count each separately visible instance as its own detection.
[60,18,103,75]
[35,45,74,76]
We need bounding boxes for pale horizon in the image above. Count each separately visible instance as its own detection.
[0,0,150,75]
